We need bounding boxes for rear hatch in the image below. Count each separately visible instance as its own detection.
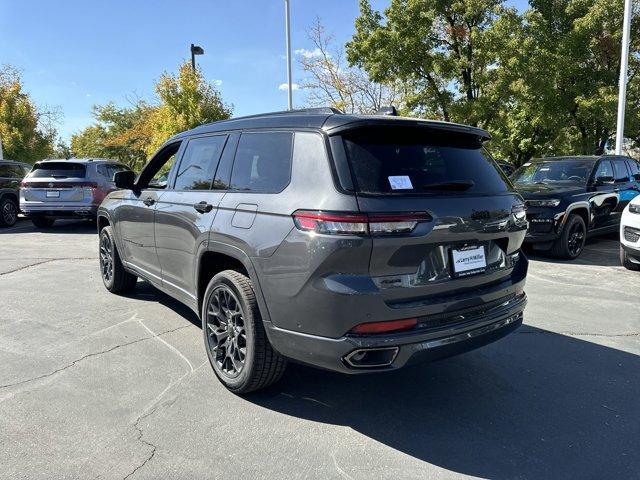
[335,125,527,308]
[21,162,91,203]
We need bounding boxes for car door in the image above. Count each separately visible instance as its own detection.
[589,159,618,230]
[115,142,182,284]
[611,158,635,225]
[0,163,19,195]
[154,134,231,302]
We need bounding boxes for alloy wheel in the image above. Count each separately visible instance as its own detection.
[206,285,247,378]
[567,222,585,257]
[2,201,17,226]
[99,233,114,283]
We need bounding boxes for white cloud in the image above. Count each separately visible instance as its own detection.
[278,83,300,91]
[294,48,323,59]
[85,93,91,97]
[211,79,223,87]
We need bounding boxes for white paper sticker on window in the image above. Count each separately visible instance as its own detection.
[388,175,413,190]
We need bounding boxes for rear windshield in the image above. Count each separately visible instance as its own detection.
[30,162,86,179]
[340,127,511,195]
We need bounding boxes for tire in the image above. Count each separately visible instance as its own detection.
[202,270,286,394]
[99,225,137,293]
[31,216,55,228]
[620,245,640,271]
[0,196,19,227]
[551,214,586,259]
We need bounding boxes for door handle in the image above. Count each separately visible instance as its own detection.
[193,201,213,213]
[143,196,156,206]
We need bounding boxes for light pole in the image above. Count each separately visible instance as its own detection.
[615,0,633,154]
[284,0,293,110]
[190,43,205,72]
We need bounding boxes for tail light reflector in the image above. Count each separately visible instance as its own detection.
[350,318,418,335]
[292,210,430,236]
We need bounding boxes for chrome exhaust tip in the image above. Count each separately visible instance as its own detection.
[344,346,399,368]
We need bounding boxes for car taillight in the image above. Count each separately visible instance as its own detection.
[350,318,418,335]
[292,210,430,236]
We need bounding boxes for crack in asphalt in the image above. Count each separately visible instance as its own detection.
[123,404,164,480]
[0,257,95,276]
[0,325,191,390]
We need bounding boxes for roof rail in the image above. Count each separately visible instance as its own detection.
[290,107,344,115]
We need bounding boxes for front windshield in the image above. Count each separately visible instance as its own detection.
[511,159,595,186]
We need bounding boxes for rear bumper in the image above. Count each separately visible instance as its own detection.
[20,202,97,217]
[265,293,526,374]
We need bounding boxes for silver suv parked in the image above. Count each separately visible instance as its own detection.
[98,108,529,393]
[20,158,132,228]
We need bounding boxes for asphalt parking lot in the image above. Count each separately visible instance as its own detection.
[1,219,639,479]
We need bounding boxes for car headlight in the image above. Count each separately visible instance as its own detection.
[629,203,640,214]
[526,199,561,208]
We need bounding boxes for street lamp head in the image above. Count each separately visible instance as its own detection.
[191,44,205,55]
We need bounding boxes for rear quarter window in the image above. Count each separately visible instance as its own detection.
[230,132,293,193]
[340,127,510,195]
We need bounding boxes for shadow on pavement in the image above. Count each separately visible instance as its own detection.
[526,232,622,268]
[1,218,97,235]
[249,326,639,479]
[124,280,201,328]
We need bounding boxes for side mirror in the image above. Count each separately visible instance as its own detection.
[594,175,615,186]
[114,170,136,189]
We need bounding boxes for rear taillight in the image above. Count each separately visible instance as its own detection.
[292,210,430,236]
[350,318,418,335]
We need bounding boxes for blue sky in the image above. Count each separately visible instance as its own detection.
[0,0,527,141]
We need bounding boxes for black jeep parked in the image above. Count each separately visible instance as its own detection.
[0,160,30,227]
[512,155,640,259]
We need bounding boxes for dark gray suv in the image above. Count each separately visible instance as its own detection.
[98,108,529,393]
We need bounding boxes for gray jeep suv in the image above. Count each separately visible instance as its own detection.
[98,108,529,393]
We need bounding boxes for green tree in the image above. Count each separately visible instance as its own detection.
[347,0,510,124]
[0,65,57,162]
[71,62,232,169]
[71,100,155,170]
[149,62,232,152]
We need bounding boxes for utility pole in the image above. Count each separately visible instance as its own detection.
[284,0,293,110]
[615,0,633,154]
[0,137,3,160]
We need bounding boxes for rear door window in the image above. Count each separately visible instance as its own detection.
[613,159,630,183]
[625,159,639,178]
[230,132,293,193]
[173,135,227,191]
[340,127,510,195]
[30,162,86,179]
[0,164,11,177]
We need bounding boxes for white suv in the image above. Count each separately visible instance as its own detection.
[620,195,640,270]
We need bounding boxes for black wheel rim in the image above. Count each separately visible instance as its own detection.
[567,222,585,257]
[99,234,114,283]
[206,286,247,379]
[2,202,17,225]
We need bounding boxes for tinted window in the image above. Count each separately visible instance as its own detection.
[613,160,630,182]
[230,132,293,193]
[30,162,86,178]
[0,164,11,177]
[593,160,613,179]
[626,159,640,177]
[8,165,25,177]
[513,159,595,186]
[174,136,227,191]
[342,127,510,195]
[98,164,130,181]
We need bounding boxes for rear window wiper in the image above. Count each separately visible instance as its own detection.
[51,175,69,179]
[419,181,475,191]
